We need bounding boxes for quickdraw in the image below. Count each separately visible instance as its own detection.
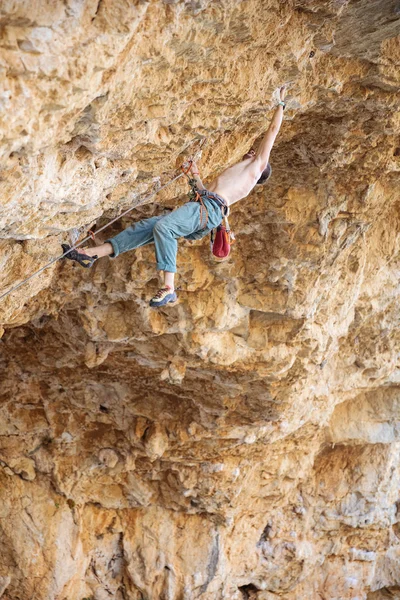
[182,165,209,231]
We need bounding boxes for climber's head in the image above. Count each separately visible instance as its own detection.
[257,163,272,185]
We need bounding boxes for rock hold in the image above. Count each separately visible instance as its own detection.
[0,577,11,598]
[6,458,36,481]
[0,0,399,599]
[98,448,119,469]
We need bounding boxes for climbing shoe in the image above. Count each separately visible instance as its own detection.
[61,244,97,268]
[149,286,178,308]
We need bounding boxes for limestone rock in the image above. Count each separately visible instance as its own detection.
[6,457,36,481]
[143,423,169,461]
[0,577,11,598]
[160,356,187,384]
[0,0,399,598]
[98,448,119,469]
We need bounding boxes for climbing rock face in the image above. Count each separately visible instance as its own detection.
[0,0,400,598]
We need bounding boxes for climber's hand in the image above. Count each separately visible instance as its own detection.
[279,85,287,102]
[188,159,205,190]
[190,160,200,176]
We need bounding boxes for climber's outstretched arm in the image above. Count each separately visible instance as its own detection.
[189,160,205,190]
[254,86,286,171]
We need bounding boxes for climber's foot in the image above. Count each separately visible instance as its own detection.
[149,286,178,308]
[61,244,97,268]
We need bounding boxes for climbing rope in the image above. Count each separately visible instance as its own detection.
[0,141,206,303]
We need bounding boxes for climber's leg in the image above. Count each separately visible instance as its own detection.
[164,271,175,290]
[149,202,204,307]
[61,216,162,268]
[83,243,113,258]
[104,216,162,258]
[152,203,203,273]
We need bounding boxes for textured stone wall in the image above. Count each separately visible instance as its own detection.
[0,1,400,599]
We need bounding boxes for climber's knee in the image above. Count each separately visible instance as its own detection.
[153,219,170,238]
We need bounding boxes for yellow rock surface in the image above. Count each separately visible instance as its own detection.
[0,1,400,598]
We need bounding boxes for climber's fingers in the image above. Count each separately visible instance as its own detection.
[189,160,199,174]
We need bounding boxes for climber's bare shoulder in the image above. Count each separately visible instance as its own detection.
[207,157,260,206]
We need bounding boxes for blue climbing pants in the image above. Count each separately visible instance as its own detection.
[105,197,223,273]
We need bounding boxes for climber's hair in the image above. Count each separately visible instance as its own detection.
[257,163,272,185]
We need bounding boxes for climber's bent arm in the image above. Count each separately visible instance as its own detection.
[189,161,206,190]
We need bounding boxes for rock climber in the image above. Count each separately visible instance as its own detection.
[62,86,287,307]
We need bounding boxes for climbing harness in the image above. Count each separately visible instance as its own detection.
[182,165,231,235]
[196,192,209,231]
[0,140,206,302]
[181,162,235,259]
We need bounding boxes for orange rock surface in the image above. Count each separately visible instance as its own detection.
[0,1,400,598]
